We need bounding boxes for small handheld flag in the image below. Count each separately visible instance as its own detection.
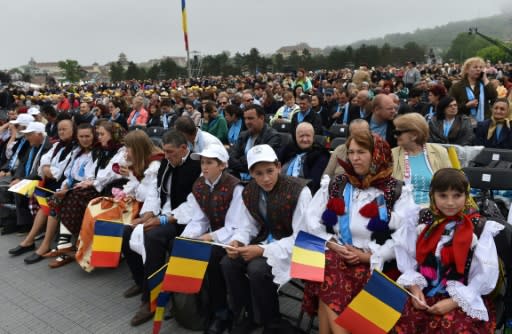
[335,270,408,334]
[34,186,54,215]
[161,237,211,293]
[290,231,326,282]
[90,219,124,267]
[148,264,167,313]
[152,290,171,334]
[8,179,38,196]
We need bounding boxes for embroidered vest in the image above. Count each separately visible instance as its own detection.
[192,173,240,231]
[243,175,307,243]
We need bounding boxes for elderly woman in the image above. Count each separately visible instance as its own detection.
[428,96,474,146]
[449,56,498,123]
[474,98,512,149]
[279,122,330,193]
[269,91,300,126]
[303,131,419,334]
[392,113,451,206]
[224,104,246,147]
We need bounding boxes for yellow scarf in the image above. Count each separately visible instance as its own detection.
[487,116,510,140]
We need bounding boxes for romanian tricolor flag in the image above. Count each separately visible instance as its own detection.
[181,0,189,52]
[161,237,211,293]
[34,186,54,215]
[8,179,39,197]
[148,264,167,313]
[335,270,408,334]
[290,231,326,282]
[90,219,124,267]
[152,289,171,334]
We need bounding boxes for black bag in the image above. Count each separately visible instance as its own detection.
[170,278,209,331]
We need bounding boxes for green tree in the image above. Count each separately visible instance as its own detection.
[58,59,82,83]
[110,61,125,82]
[146,64,160,80]
[273,53,285,72]
[125,61,144,80]
[445,33,491,62]
[246,48,261,73]
[160,58,180,79]
[288,50,301,69]
[476,45,511,63]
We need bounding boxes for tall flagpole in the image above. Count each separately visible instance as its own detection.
[181,0,191,78]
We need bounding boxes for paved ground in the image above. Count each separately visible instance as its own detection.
[0,232,315,334]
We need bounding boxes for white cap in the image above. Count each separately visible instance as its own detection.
[27,107,41,116]
[191,144,229,164]
[247,144,278,170]
[10,113,34,126]
[20,122,46,134]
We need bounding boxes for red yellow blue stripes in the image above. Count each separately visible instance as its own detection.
[181,0,189,51]
[90,220,124,268]
[152,290,171,334]
[335,270,408,333]
[148,264,167,313]
[34,186,54,215]
[290,231,326,282]
[162,237,211,293]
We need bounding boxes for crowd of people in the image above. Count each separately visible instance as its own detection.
[0,55,511,334]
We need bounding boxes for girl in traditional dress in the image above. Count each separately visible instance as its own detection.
[393,168,501,333]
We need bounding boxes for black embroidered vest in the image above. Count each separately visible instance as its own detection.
[243,175,307,244]
[192,173,240,231]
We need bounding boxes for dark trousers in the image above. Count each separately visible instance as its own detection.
[220,256,280,325]
[14,193,32,226]
[206,246,228,314]
[122,223,183,302]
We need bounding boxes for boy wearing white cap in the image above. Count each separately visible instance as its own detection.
[178,144,245,333]
[221,144,312,333]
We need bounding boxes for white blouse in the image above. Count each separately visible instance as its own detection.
[123,160,161,214]
[393,216,503,321]
[61,148,93,188]
[180,184,245,244]
[84,147,126,193]
[38,142,75,181]
[230,187,313,287]
[304,175,420,271]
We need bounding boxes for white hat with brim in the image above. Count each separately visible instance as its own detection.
[27,107,41,116]
[20,122,46,134]
[247,144,278,170]
[191,144,229,164]
[10,114,34,126]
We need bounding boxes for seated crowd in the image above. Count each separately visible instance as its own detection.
[0,56,511,334]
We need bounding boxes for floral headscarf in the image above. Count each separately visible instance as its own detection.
[338,133,393,191]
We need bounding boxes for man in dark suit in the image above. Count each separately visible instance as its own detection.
[365,94,397,148]
[290,94,323,135]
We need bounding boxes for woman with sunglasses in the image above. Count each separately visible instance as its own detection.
[428,96,474,146]
[391,113,451,207]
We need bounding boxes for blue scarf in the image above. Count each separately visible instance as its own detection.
[342,103,350,124]
[338,183,353,245]
[465,82,485,122]
[8,138,26,171]
[228,119,242,145]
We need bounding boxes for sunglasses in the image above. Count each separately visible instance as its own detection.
[392,129,412,137]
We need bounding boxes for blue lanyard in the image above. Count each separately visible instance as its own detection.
[162,113,169,129]
[8,138,26,171]
[25,147,36,176]
[130,111,139,126]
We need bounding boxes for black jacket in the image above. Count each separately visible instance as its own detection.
[14,136,52,180]
[290,109,324,136]
[474,119,512,149]
[228,124,281,175]
[428,115,474,146]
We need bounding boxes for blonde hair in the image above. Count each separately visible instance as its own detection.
[393,113,429,145]
[124,131,162,178]
[461,57,485,78]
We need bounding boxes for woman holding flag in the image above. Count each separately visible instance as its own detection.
[392,168,500,333]
[8,118,76,264]
[302,131,419,334]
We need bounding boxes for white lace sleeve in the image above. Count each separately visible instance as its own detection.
[303,175,335,241]
[37,142,57,177]
[92,147,126,193]
[392,203,427,289]
[446,220,504,321]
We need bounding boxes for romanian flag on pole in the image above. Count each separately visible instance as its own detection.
[335,270,408,334]
[181,0,189,51]
[90,219,124,267]
[34,186,54,215]
[148,264,167,313]
[161,237,211,293]
[152,289,171,334]
[290,231,326,282]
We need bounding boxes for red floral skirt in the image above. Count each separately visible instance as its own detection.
[302,249,371,315]
[392,294,496,334]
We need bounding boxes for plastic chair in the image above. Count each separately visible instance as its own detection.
[330,137,346,150]
[328,124,349,138]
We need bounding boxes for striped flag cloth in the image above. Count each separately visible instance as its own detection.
[181,0,189,51]
[148,264,167,313]
[290,231,326,282]
[33,186,54,215]
[90,220,124,267]
[161,237,211,293]
[152,289,171,334]
[335,270,408,334]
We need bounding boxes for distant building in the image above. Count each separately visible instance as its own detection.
[276,43,322,57]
